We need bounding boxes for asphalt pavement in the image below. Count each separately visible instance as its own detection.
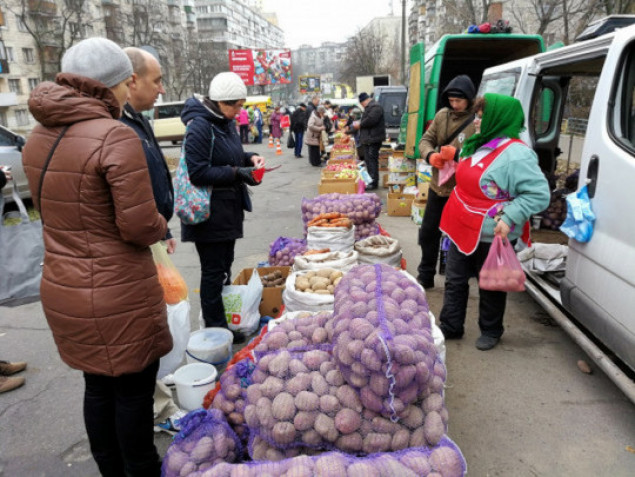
[1,139,634,476]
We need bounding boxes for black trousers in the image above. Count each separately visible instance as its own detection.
[364,142,381,187]
[239,125,249,144]
[417,188,449,284]
[438,241,507,338]
[195,240,235,328]
[83,360,161,477]
[308,144,321,166]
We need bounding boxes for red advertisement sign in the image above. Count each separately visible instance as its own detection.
[229,49,292,86]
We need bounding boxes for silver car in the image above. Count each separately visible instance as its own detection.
[0,125,28,202]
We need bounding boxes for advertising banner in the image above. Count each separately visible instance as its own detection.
[229,49,292,86]
[299,75,321,94]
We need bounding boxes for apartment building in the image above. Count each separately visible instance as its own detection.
[0,0,198,135]
[194,0,284,50]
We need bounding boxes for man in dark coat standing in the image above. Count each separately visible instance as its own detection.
[121,47,176,253]
[290,103,307,158]
[354,92,385,190]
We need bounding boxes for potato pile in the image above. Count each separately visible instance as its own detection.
[161,409,242,477]
[332,264,437,419]
[191,437,466,477]
[294,269,343,295]
[254,312,333,354]
[268,237,308,267]
[302,193,382,241]
[260,269,286,288]
[210,360,255,445]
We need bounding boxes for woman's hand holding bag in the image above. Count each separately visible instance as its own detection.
[479,235,526,292]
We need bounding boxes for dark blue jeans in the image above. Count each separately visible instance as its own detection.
[195,240,235,328]
[438,241,507,338]
[294,131,304,156]
[256,123,263,143]
[83,360,161,477]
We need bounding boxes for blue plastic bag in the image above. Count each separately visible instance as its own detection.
[560,184,595,242]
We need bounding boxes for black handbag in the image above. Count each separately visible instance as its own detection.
[287,132,295,149]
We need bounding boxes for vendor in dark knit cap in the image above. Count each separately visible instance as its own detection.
[415,74,477,290]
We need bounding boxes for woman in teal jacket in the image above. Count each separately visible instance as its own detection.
[438,93,550,350]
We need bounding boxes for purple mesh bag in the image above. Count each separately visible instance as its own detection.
[301,193,382,228]
[199,435,466,477]
[332,263,437,420]
[269,237,308,266]
[354,222,381,241]
[253,311,333,355]
[161,409,242,477]
[211,359,255,445]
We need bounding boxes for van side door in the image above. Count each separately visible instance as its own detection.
[560,29,635,373]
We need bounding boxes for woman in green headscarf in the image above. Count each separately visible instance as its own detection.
[437,93,550,351]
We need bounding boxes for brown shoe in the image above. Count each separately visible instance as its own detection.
[0,361,27,375]
[0,376,25,393]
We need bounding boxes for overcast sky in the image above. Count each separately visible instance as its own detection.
[262,0,407,49]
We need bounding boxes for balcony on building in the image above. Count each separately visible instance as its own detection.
[28,0,57,16]
[0,92,18,107]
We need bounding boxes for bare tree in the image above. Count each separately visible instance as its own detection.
[2,0,92,80]
[439,0,491,32]
[340,29,385,87]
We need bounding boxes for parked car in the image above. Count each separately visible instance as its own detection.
[0,125,28,202]
[152,100,186,144]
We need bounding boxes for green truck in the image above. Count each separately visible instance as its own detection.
[404,32,545,159]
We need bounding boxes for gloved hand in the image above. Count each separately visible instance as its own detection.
[429,152,445,169]
[234,167,261,186]
[440,145,457,161]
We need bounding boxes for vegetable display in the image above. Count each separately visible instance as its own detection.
[293,250,359,273]
[269,237,308,267]
[307,212,353,229]
[301,194,382,227]
[161,409,242,477]
[191,436,466,477]
[332,264,437,419]
[293,269,343,295]
[260,269,286,288]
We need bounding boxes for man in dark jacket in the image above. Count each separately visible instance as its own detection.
[354,92,385,190]
[290,103,306,158]
[121,47,176,253]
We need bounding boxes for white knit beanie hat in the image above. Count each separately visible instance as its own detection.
[208,72,247,101]
[61,37,133,88]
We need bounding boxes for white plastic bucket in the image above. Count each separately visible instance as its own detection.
[186,328,234,366]
[173,362,218,411]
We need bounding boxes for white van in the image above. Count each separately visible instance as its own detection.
[479,22,635,374]
[152,100,186,144]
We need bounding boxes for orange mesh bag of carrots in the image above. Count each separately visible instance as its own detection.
[150,242,188,304]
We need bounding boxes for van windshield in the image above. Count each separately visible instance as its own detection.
[478,70,521,97]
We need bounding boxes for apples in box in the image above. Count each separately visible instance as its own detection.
[232,266,291,317]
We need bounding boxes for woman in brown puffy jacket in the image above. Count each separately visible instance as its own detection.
[22,38,171,477]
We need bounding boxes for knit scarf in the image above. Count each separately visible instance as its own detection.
[460,93,525,157]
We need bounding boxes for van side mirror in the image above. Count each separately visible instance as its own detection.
[15,135,25,152]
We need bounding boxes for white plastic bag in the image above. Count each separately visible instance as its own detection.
[293,250,359,272]
[282,271,334,313]
[355,235,402,267]
[157,300,191,380]
[222,269,263,335]
[306,225,355,252]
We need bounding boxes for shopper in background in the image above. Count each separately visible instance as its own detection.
[253,106,263,144]
[354,92,385,190]
[238,106,250,144]
[438,93,550,350]
[0,167,28,395]
[290,102,307,158]
[305,105,327,167]
[179,72,264,343]
[22,37,170,476]
[121,47,176,254]
[416,74,477,290]
[269,105,283,143]
[305,94,320,128]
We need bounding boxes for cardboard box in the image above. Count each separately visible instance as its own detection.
[388,156,416,173]
[411,197,427,225]
[417,181,430,200]
[318,179,358,195]
[387,192,415,216]
[233,266,291,317]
